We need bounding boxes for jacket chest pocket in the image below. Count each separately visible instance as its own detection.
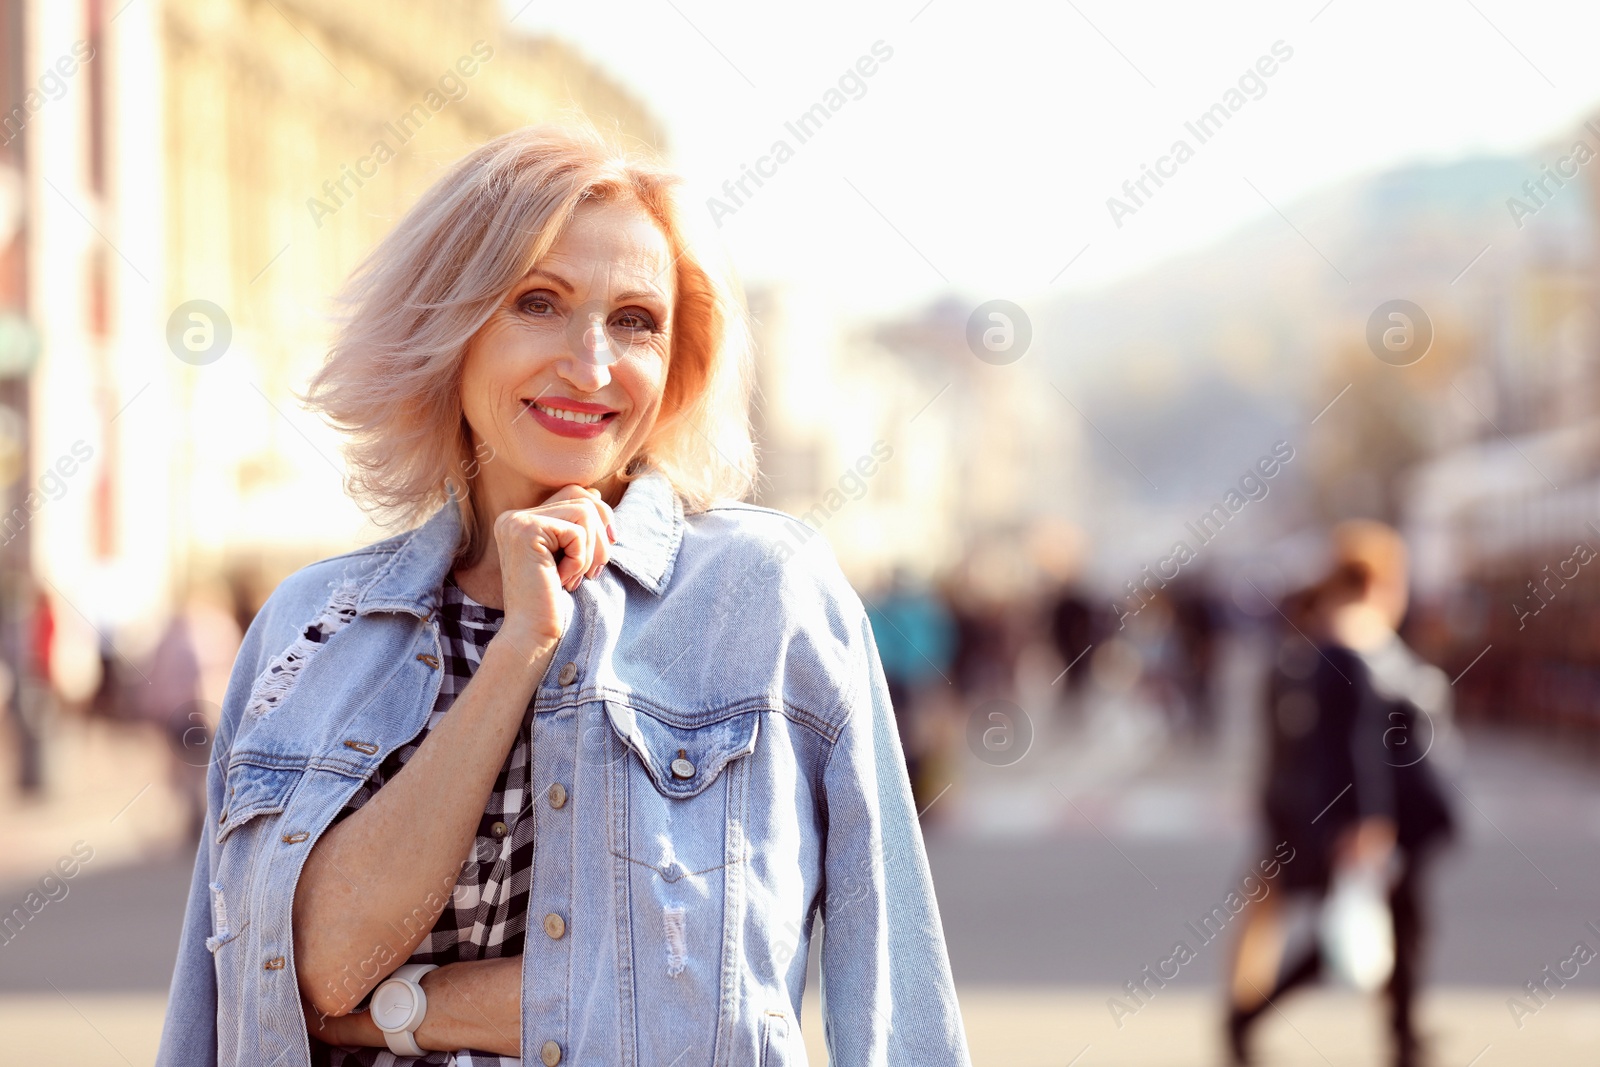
[603,699,761,881]
[602,699,761,1057]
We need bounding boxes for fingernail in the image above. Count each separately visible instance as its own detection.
[607,523,617,542]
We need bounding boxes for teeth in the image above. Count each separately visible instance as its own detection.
[533,403,607,425]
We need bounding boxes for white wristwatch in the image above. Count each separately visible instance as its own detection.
[369,963,438,1056]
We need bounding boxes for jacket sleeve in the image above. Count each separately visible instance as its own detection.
[155,801,221,1066]
[817,609,972,1066]
[154,596,274,1067]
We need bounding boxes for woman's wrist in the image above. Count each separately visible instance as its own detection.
[414,957,522,1056]
[485,626,560,680]
[303,999,385,1049]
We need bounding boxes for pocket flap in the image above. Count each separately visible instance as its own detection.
[603,701,760,800]
[216,761,302,843]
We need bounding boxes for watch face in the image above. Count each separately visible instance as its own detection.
[371,981,419,1031]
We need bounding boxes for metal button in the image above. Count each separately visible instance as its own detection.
[491,821,509,839]
[557,661,577,686]
[543,912,566,939]
[540,1039,562,1066]
[670,748,695,779]
[547,783,567,809]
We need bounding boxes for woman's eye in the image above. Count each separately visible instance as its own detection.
[610,309,658,336]
[517,291,558,316]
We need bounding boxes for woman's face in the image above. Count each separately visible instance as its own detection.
[460,196,676,514]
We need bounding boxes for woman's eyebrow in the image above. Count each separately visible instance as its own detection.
[521,268,574,293]
[613,287,668,305]
[519,269,665,306]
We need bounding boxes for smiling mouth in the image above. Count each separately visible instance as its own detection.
[525,400,619,425]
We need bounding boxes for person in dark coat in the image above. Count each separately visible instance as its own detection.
[1046,582,1097,726]
[1224,521,1456,1067]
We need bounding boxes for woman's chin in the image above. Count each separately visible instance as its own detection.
[497,456,617,495]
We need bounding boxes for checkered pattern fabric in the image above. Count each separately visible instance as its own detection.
[311,575,530,1066]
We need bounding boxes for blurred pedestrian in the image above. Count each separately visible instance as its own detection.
[1046,580,1097,728]
[1169,576,1223,743]
[866,566,956,814]
[132,578,243,840]
[945,576,1020,701]
[1224,521,1457,1067]
[3,582,51,795]
[1121,591,1186,736]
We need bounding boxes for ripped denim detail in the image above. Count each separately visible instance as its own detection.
[663,904,687,977]
[244,575,363,719]
[205,881,236,952]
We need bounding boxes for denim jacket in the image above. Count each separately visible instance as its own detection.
[155,468,972,1067]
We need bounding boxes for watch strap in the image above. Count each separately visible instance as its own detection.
[392,963,439,985]
[384,1027,425,1057]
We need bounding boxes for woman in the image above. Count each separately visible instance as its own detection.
[1224,521,1455,1067]
[155,123,972,1067]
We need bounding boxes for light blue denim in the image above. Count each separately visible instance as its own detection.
[155,467,973,1066]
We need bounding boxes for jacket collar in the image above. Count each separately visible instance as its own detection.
[355,467,685,618]
[605,466,686,595]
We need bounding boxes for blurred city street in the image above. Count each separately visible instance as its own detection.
[4,634,1599,1065]
[6,1,1600,1064]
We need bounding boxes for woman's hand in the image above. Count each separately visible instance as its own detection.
[303,997,382,1050]
[493,484,617,651]
[1333,816,1397,873]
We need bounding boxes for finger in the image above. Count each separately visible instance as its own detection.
[581,494,614,576]
[535,496,612,578]
[574,485,618,543]
[518,513,587,591]
[595,493,618,543]
[531,502,603,558]
[540,517,593,591]
[539,483,595,507]
[574,484,616,518]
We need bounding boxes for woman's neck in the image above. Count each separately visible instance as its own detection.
[451,547,505,610]
[1326,601,1395,651]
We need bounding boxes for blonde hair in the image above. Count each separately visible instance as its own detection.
[296,122,757,568]
[1318,519,1409,623]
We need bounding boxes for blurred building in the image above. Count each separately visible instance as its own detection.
[8,0,661,699]
[747,284,1084,594]
[1400,111,1600,745]
[747,282,949,588]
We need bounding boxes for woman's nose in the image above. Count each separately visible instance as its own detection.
[579,312,616,366]
[559,318,613,390]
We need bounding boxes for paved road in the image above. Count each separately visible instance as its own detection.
[2,815,1594,996]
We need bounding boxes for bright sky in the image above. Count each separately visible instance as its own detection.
[504,0,1600,319]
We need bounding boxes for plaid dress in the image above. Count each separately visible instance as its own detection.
[311,575,531,1066]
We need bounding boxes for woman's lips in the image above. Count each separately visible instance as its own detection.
[524,400,618,440]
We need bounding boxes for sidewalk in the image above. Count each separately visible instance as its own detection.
[0,711,194,889]
[7,987,1595,1065]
